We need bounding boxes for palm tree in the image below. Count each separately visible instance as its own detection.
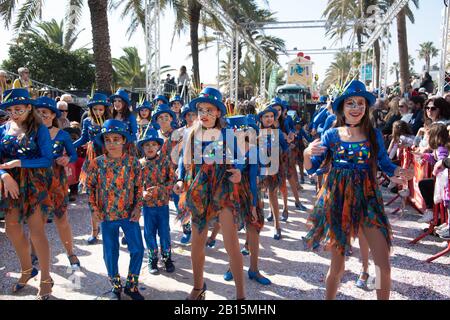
[29,19,84,51]
[390,62,400,83]
[418,41,439,73]
[323,50,354,90]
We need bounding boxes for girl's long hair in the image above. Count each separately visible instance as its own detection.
[428,123,449,150]
[88,105,111,125]
[392,120,412,143]
[22,106,42,138]
[112,100,131,120]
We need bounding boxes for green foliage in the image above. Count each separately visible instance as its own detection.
[1,33,95,90]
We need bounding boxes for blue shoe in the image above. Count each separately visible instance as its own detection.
[240,247,250,256]
[273,228,282,240]
[280,210,288,222]
[248,270,271,286]
[206,238,216,248]
[180,232,191,245]
[295,201,308,211]
[266,213,274,222]
[31,254,39,266]
[355,272,370,289]
[223,269,233,281]
[87,226,100,245]
[12,267,39,293]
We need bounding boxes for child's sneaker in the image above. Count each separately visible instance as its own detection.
[206,238,216,248]
[109,276,122,300]
[163,255,175,273]
[124,274,144,300]
[180,232,191,245]
[148,258,159,275]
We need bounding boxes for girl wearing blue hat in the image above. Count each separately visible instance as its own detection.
[110,89,138,143]
[170,95,184,129]
[73,93,111,245]
[35,97,80,269]
[257,106,289,240]
[86,119,145,300]
[174,87,245,300]
[136,100,153,137]
[0,88,54,300]
[303,80,414,300]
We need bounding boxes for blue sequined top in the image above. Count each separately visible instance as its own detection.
[307,128,398,176]
[0,122,53,176]
[73,118,102,148]
[51,129,78,163]
[117,114,138,142]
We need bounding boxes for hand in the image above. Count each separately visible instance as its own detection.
[389,176,407,185]
[1,173,19,199]
[250,207,258,223]
[173,181,184,195]
[305,139,327,157]
[130,209,141,222]
[0,160,21,170]
[311,129,317,136]
[93,210,104,222]
[56,156,70,167]
[143,186,158,200]
[395,167,414,180]
[227,168,241,184]
[287,132,295,144]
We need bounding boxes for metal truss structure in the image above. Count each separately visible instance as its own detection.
[439,4,450,95]
[144,0,161,99]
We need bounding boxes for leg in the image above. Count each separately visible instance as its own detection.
[5,209,34,284]
[101,220,121,278]
[157,206,174,272]
[325,246,346,300]
[269,188,281,231]
[143,207,159,259]
[247,226,260,272]
[219,208,245,300]
[280,180,289,212]
[358,229,370,274]
[121,219,144,278]
[188,224,209,299]
[54,213,75,257]
[361,226,391,300]
[288,176,301,203]
[27,209,52,296]
[209,222,221,241]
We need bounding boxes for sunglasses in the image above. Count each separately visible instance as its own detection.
[425,106,438,112]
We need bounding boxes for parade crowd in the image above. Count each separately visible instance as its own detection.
[0,66,449,301]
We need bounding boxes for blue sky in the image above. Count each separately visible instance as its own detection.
[0,0,445,87]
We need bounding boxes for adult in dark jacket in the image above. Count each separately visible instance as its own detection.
[408,96,425,135]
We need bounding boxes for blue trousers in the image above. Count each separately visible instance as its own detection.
[171,192,180,212]
[143,205,171,258]
[101,219,144,278]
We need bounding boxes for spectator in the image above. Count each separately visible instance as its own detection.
[424,97,450,125]
[382,97,402,135]
[0,70,12,99]
[445,92,450,104]
[177,66,190,99]
[420,72,434,94]
[57,101,71,129]
[399,98,413,123]
[409,96,425,135]
[13,67,32,91]
[164,74,176,96]
[370,98,388,129]
[60,94,74,104]
[411,76,421,90]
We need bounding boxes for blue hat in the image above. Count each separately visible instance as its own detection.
[281,100,289,111]
[332,80,376,112]
[151,104,177,128]
[87,93,111,109]
[319,96,328,104]
[257,106,279,122]
[153,95,169,105]
[181,103,197,119]
[136,100,153,113]
[0,88,35,109]
[246,114,259,135]
[35,96,61,118]
[95,119,132,147]
[110,89,130,106]
[170,95,184,106]
[267,97,284,110]
[189,87,226,116]
[137,127,164,152]
[226,115,248,131]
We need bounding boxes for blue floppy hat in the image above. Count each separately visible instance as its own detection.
[226,115,248,131]
[267,97,284,110]
[137,127,164,152]
[153,95,169,105]
[246,114,260,135]
[0,88,35,109]
[151,104,177,128]
[136,100,153,113]
[257,106,279,122]
[181,104,197,119]
[87,93,111,109]
[35,96,61,118]
[170,95,184,106]
[332,80,376,112]
[110,88,130,106]
[188,87,227,116]
[95,119,132,147]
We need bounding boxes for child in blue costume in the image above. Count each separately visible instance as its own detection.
[170,95,184,129]
[222,115,271,286]
[110,89,138,142]
[303,80,413,300]
[257,105,289,240]
[35,96,80,269]
[0,88,54,300]
[174,87,246,300]
[73,93,111,244]
[136,100,154,139]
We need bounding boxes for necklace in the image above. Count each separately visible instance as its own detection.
[47,126,53,130]
[345,123,360,128]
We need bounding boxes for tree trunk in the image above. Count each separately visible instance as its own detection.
[397,8,410,95]
[188,0,202,91]
[87,0,113,93]
[374,40,381,89]
[426,56,430,72]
